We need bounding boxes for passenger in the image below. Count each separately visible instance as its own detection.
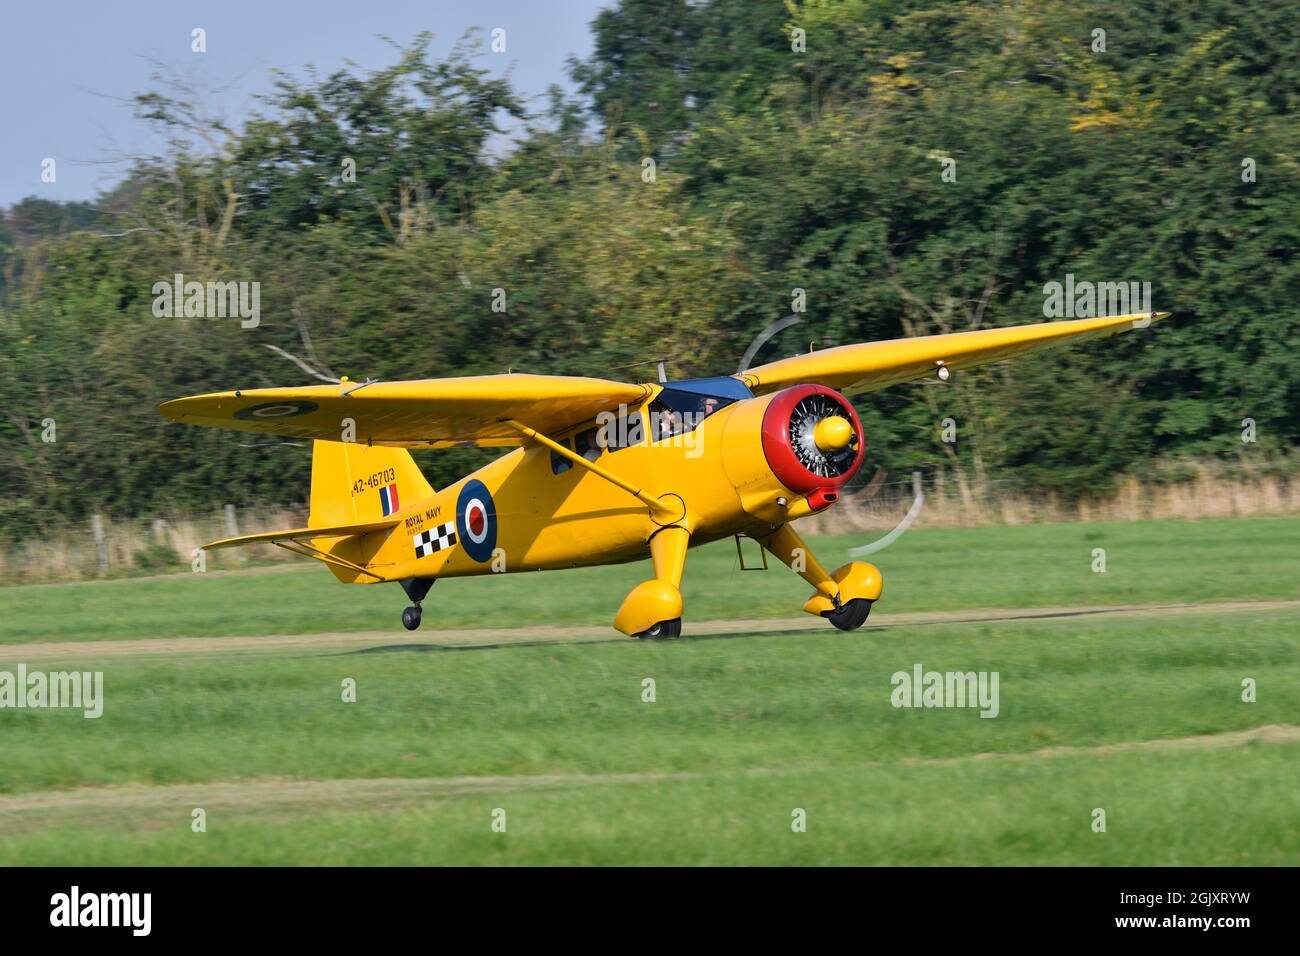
[658,408,678,438]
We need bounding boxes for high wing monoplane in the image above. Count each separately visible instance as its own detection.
[160,311,1166,636]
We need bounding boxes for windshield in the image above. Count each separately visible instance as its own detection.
[647,380,751,440]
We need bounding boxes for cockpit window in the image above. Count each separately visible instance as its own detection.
[556,380,752,461]
[648,386,738,440]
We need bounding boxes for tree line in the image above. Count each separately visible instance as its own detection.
[2,0,1297,540]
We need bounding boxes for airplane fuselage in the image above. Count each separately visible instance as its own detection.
[321,388,829,584]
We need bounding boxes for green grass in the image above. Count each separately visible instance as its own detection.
[2,516,1298,643]
[6,743,1294,866]
[0,516,1295,865]
[2,611,1297,793]
[0,607,1296,864]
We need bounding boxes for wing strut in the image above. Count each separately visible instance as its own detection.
[503,420,679,521]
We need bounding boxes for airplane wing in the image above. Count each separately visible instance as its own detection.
[159,373,653,447]
[734,312,1169,397]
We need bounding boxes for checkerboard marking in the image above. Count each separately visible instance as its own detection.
[413,521,456,558]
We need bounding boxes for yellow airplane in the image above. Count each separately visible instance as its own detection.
[159,311,1166,636]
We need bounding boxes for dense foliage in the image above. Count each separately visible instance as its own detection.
[2,3,1297,537]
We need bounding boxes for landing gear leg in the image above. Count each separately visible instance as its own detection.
[615,525,690,638]
[399,577,436,632]
[758,523,840,601]
[757,524,882,631]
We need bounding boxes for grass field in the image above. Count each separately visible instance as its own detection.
[0,516,1296,865]
[5,515,1300,642]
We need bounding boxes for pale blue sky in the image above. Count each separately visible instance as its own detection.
[0,0,610,207]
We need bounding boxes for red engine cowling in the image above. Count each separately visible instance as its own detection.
[760,385,865,506]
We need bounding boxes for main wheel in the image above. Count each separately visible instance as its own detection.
[401,606,422,631]
[636,617,682,639]
[826,598,872,631]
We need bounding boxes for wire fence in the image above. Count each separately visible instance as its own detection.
[799,471,1300,534]
[0,505,308,585]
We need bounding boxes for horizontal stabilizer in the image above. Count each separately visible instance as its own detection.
[202,518,399,551]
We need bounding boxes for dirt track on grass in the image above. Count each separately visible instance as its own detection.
[1,724,1294,835]
[2,598,1298,663]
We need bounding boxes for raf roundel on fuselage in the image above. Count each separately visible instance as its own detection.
[456,478,497,563]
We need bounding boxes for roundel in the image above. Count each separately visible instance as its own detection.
[234,400,318,421]
[456,479,497,563]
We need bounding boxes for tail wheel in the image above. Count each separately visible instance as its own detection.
[826,599,871,631]
[401,606,422,631]
[636,618,682,640]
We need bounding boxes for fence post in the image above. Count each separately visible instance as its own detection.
[91,514,108,576]
[223,505,242,563]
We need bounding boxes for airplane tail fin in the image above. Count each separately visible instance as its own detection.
[310,440,434,527]
[197,442,431,585]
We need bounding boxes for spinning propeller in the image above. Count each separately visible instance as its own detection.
[789,392,859,480]
[760,384,866,501]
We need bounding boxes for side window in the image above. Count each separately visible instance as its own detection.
[550,437,573,475]
[601,410,647,453]
[574,428,601,462]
